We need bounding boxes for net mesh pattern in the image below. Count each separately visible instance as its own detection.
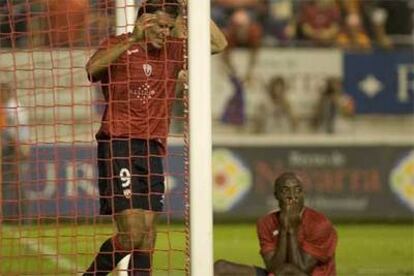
[0,0,189,274]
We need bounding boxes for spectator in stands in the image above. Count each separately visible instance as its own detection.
[214,172,337,276]
[0,1,12,47]
[253,76,297,133]
[336,0,372,50]
[0,83,30,219]
[298,0,341,47]
[336,14,371,50]
[27,0,49,47]
[377,0,413,43]
[363,1,392,49]
[47,0,90,47]
[262,0,298,46]
[219,1,263,83]
[311,77,342,134]
[221,73,246,128]
[211,0,232,28]
[0,0,28,47]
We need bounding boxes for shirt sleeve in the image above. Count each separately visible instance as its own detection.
[302,215,337,263]
[86,35,123,83]
[256,216,277,256]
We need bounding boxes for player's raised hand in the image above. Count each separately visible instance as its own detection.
[172,15,186,38]
[131,13,157,42]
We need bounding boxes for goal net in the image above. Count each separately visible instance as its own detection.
[0,0,194,274]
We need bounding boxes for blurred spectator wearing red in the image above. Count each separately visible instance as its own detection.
[218,2,263,83]
[47,0,89,47]
[298,0,341,46]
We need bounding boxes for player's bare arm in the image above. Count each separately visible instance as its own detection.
[86,13,156,79]
[170,15,227,55]
[210,19,228,54]
[262,226,288,272]
[175,0,227,54]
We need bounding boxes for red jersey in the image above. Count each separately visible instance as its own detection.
[256,207,337,276]
[299,2,340,31]
[89,34,184,143]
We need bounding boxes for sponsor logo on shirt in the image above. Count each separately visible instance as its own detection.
[130,83,156,104]
[127,48,139,55]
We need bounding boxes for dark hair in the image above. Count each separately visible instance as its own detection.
[269,76,286,88]
[273,172,302,194]
[137,0,180,18]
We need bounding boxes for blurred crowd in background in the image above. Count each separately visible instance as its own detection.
[0,0,412,49]
[214,0,413,50]
[0,0,112,48]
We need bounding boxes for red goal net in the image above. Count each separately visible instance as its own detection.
[0,0,189,274]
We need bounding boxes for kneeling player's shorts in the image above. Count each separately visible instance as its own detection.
[97,138,164,214]
[255,267,272,276]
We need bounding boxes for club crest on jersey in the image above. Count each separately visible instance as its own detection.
[143,64,152,77]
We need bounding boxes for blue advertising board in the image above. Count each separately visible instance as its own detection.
[344,50,414,114]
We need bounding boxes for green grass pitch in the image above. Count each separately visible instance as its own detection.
[1,223,413,275]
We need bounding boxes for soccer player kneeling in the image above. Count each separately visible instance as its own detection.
[215,172,337,276]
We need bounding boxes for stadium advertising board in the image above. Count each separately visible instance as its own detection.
[210,145,414,221]
[4,144,412,221]
[344,50,414,114]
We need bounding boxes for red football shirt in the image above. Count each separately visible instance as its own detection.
[256,207,337,276]
[89,34,184,144]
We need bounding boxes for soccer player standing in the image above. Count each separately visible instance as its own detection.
[215,172,337,276]
[84,0,227,275]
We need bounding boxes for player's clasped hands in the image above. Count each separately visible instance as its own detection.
[280,200,302,232]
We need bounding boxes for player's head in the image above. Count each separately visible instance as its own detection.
[268,76,287,100]
[273,172,304,210]
[137,0,181,49]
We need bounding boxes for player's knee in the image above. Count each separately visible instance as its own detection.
[130,229,147,248]
[117,229,145,250]
[139,226,156,250]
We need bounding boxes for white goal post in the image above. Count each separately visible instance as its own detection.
[188,0,213,275]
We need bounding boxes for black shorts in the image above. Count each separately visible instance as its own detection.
[255,267,269,276]
[97,138,165,215]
